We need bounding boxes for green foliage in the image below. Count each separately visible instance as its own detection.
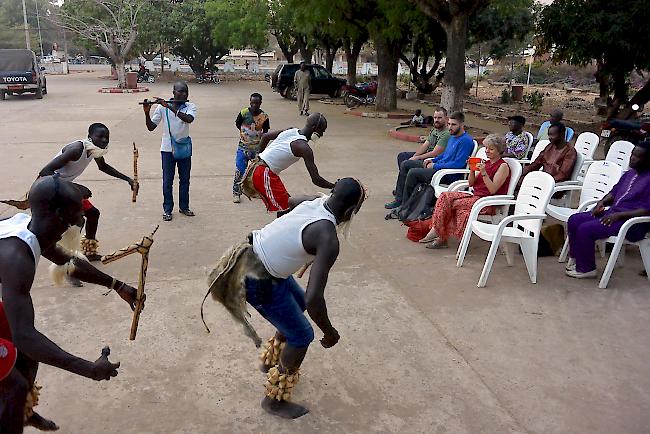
[0,0,61,53]
[523,90,544,112]
[538,0,650,103]
[164,0,229,73]
[205,0,269,56]
[467,0,536,61]
[500,88,512,104]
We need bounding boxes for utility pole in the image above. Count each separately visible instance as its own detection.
[21,0,31,51]
[34,0,45,57]
[63,28,69,74]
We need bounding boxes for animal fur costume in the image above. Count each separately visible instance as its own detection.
[201,240,272,348]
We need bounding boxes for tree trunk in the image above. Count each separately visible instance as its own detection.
[343,41,358,86]
[160,47,165,74]
[325,49,336,73]
[281,49,294,63]
[594,59,610,100]
[115,58,126,88]
[375,38,400,112]
[274,33,296,63]
[440,16,468,112]
[300,47,313,63]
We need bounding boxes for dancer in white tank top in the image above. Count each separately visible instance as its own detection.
[0,176,139,433]
[203,178,366,419]
[38,123,135,262]
[240,113,336,214]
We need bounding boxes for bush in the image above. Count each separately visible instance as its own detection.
[500,88,512,104]
[489,61,598,87]
[523,90,544,112]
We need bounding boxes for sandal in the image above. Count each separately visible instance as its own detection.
[179,209,195,217]
[425,239,448,249]
[418,232,438,243]
[163,213,172,221]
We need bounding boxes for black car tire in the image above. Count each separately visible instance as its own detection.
[35,85,43,99]
[281,85,297,100]
[0,90,5,101]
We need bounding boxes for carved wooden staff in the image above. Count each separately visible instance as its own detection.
[132,142,139,203]
[101,225,159,340]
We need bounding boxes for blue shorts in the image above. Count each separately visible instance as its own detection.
[245,275,314,348]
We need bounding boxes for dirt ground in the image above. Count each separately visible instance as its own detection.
[1,71,649,434]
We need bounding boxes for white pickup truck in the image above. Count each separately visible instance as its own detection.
[0,49,48,100]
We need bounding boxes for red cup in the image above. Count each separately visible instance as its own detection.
[468,157,483,171]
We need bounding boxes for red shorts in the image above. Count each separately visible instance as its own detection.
[82,199,94,212]
[252,166,289,212]
[0,302,16,381]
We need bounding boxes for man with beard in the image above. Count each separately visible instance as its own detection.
[239,113,335,214]
[385,108,450,209]
[0,175,139,433]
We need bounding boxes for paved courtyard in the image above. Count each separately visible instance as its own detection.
[1,71,649,433]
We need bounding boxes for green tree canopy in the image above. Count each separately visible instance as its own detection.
[538,0,650,114]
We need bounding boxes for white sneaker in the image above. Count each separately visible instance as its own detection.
[233,194,241,203]
[565,258,576,271]
[565,269,597,279]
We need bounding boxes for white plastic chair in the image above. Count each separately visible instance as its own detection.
[519,140,550,165]
[523,131,534,157]
[598,218,650,288]
[582,139,635,173]
[448,158,523,224]
[429,140,480,198]
[574,132,599,160]
[606,140,635,171]
[546,161,623,262]
[456,171,556,287]
[573,132,600,181]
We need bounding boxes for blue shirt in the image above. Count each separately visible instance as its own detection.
[432,131,474,170]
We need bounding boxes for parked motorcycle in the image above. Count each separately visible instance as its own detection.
[343,81,378,108]
[196,70,220,84]
[137,69,155,84]
[600,103,649,154]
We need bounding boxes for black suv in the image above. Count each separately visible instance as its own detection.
[0,49,47,100]
[271,63,346,99]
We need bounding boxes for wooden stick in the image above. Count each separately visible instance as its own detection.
[101,225,159,340]
[296,261,313,278]
[132,142,139,203]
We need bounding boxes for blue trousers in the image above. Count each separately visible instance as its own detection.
[233,147,257,195]
[161,151,191,214]
[245,275,314,348]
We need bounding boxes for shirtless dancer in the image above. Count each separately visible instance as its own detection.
[240,113,335,214]
[38,123,135,262]
[0,176,139,433]
[204,178,366,419]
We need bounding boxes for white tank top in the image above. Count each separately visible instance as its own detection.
[0,213,41,266]
[54,139,94,182]
[252,196,336,278]
[259,128,306,174]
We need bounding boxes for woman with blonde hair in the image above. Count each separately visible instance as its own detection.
[421,134,511,249]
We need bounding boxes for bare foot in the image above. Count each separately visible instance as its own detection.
[25,412,59,431]
[261,397,309,419]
